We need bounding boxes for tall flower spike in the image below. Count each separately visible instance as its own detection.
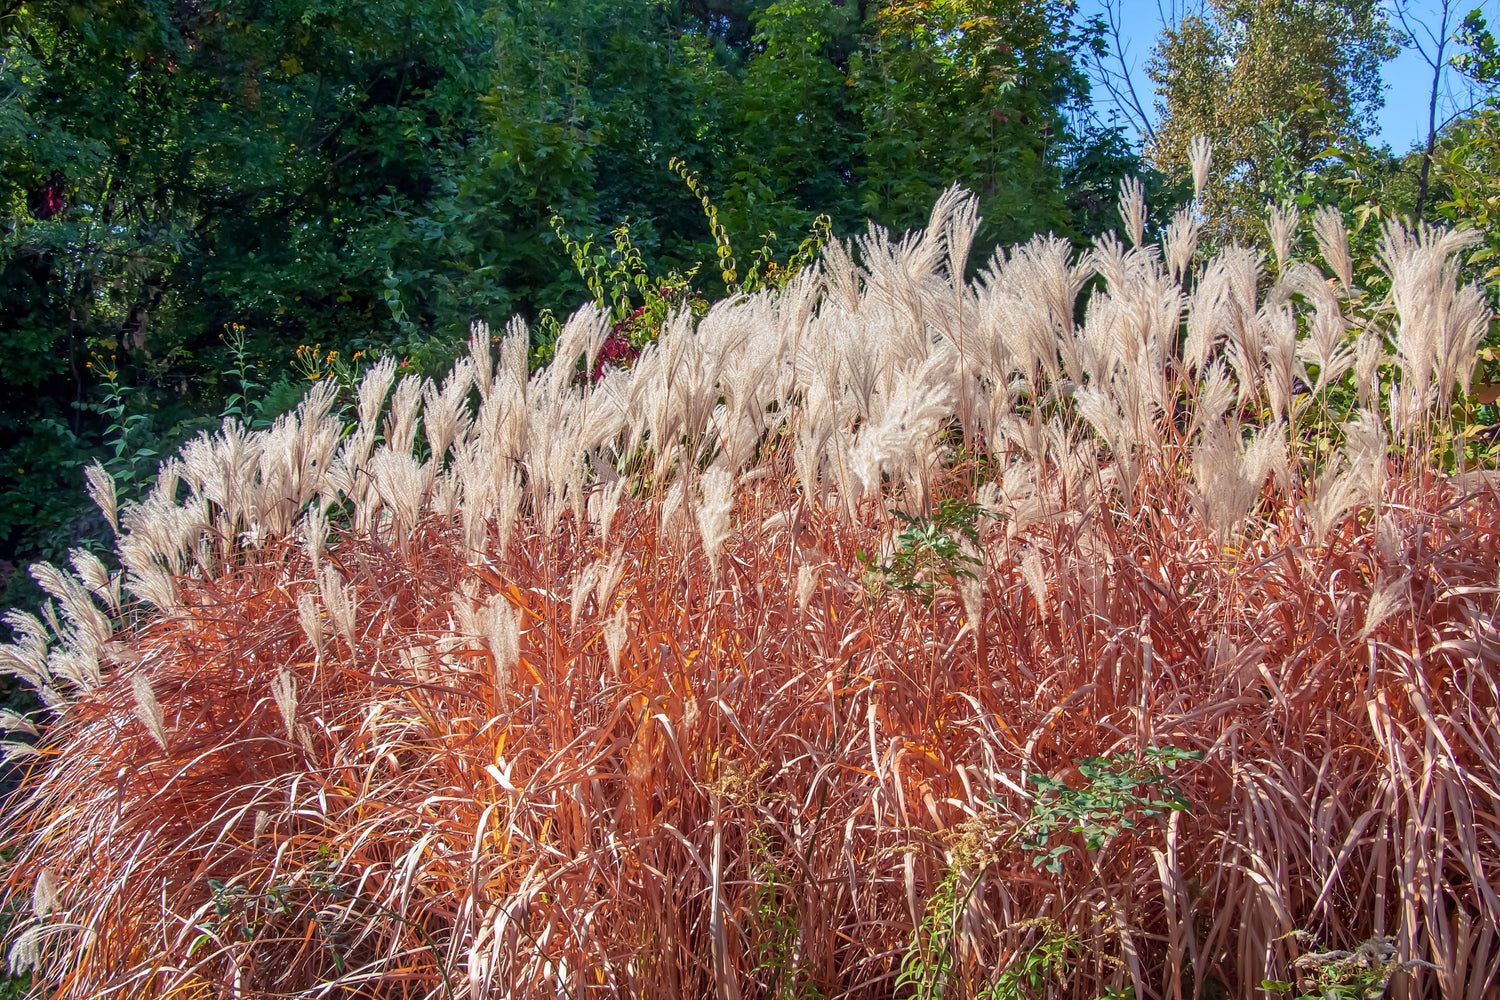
[1267,200,1300,274]
[1312,206,1354,293]
[1118,176,1146,248]
[1189,135,1212,203]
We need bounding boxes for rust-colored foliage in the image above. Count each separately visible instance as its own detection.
[6,469,1498,998]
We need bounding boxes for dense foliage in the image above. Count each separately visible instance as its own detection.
[3,0,1500,996]
[0,0,1133,607]
[1146,0,1399,236]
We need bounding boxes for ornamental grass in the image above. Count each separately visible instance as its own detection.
[2,174,1497,999]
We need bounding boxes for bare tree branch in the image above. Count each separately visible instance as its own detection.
[1086,0,1162,143]
[1395,0,1459,219]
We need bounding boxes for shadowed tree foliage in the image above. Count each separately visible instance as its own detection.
[0,0,1142,607]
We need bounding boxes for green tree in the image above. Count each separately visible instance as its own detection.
[0,0,1142,611]
[719,0,863,246]
[852,0,1098,247]
[0,0,522,594]
[1147,0,1399,239]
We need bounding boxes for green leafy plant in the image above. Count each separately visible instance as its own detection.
[746,828,822,1000]
[1262,934,1411,999]
[1020,747,1201,874]
[896,862,962,1000]
[670,156,741,289]
[897,748,1197,1000]
[87,354,159,502]
[860,499,998,602]
[982,920,1084,1000]
[542,161,835,373]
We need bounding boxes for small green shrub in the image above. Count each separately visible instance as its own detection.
[860,500,998,602]
[1020,747,1201,874]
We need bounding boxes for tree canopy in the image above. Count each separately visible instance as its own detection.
[1146,0,1398,233]
[0,0,1141,600]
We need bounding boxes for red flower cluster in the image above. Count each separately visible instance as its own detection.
[30,174,66,220]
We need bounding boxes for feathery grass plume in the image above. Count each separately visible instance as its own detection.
[29,563,110,672]
[1312,205,1355,293]
[383,374,426,456]
[1192,421,1285,541]
[603,602,628,674]
[422,358,475,461]
[126,560,179,615]
[795,563,818,614]
[849,351,957,506]
[696,466,735,576]
[1344,409,1389,503]
[2,182,1498,1000]
[1266,199,1300,274]
[1305,450,1361,546]
[302,504,328,575]
[1019,546,1047,614]
[319,564,357,653]
[269,667,298,740]
[130,672,167,750]
[469,320,494,398]
[1378,218,1483,445]
[1190,362,1236,437]
[1182,258,1230,373]
[1118,175,1147,248]
[454,590,519,697]
[593,549,626,615]
[31,870,57,919]
[1440,280,1492,402]
[1189,134,1213,202]
[589,477,626,546]
[1162,205,1201,282]
[366,448,431,547]
[69,548,118,615]
[84,461,117,534]
[1362,572,1411,638]
[660,478,689,539]
[495,462,522,556]
[0,709,38,739]
[8,925,42,975]
[1354,327,1385,411]
[296,592,323,662]
[1262,305,1307,426]
[0,611,55,698]
[569,559,603,627]
[1298,299,1356,394]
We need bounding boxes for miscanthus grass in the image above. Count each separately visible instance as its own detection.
[1,174,1497,1000]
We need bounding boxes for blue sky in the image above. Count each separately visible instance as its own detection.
[1082,0,1500,153]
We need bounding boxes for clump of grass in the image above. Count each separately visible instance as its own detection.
[1,162,1497,999]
